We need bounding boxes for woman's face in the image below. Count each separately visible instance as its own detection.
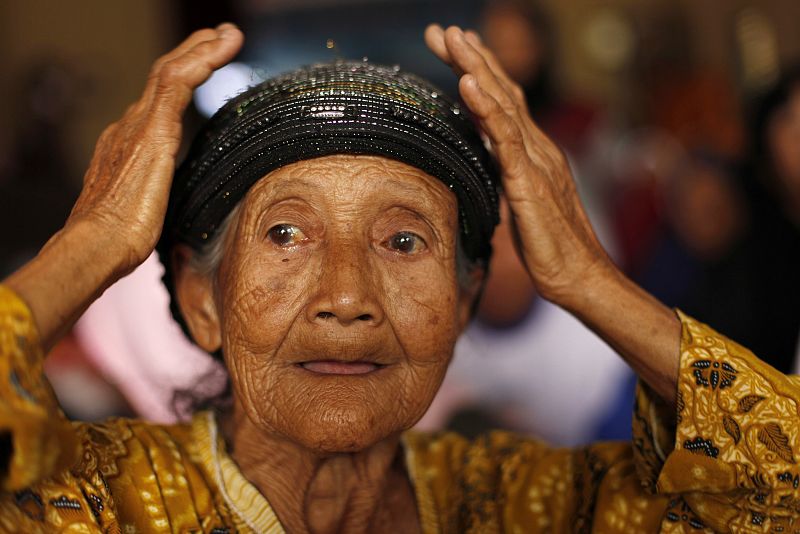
[183,155,475,452]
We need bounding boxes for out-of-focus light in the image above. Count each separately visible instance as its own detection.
[735,8,779,92]
[326,38,336,49]
[582,9,635,72]
[194,62,260,118]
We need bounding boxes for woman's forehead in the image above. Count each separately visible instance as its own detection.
[245,154,457,210]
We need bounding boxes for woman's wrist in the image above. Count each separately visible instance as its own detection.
[4,218,134,351]
[554,260,682,405]
[536,253,618,313]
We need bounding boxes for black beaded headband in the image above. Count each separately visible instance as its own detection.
[158,60,500,336]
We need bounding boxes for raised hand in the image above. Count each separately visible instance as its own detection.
[69,23,244,272]
[424,24,611,307]
[5,24,244,350]
[425,24,681,404]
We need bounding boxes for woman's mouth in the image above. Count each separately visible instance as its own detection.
[299,361,383,375]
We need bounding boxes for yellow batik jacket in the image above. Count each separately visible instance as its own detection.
[0,284,798,533]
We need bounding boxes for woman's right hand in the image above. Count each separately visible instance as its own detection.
[4,24,243,350]
[69,23,244,272]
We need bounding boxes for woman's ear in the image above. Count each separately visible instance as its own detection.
[456,267,485,333]
[172,245,222,353]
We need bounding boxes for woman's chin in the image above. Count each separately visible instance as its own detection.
[251,367,436,453]
[307,434,388,454]
[241,365,441,453]
[285,407,408,454]
[290,413,404,454]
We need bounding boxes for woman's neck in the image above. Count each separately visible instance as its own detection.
[220,407,421,534]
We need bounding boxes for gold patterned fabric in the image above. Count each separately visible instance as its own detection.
[0,285,799,532]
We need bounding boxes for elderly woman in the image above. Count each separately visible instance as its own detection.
[0,23,797,533]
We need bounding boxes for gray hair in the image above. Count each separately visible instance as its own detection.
[187,203,243,280]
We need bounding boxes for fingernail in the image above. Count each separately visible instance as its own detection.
[463,74,481,93]
[217,22,237,37]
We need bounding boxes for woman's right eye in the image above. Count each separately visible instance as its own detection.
[267,224,307,247]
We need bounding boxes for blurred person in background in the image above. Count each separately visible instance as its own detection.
[643,67,800,374]
[419,0,626,445]
[639,153,750,321]
[759,68,800,227]
[742,65,800,371]
[614,70,746,278]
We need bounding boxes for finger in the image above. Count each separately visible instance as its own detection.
[445,26,547,165]
[459,74,532,187]
[140,24,243,107]
[424,24,458,72]
[462,31,529,113]
[461,28,562,160]
[150,26,223,74]
[443,26,518,114]
[146,26,244,126]
[462,30,555,151]
[136,26,229,109]
[462,31,516,95]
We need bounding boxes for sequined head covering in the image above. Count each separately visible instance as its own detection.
[158,60,500,333]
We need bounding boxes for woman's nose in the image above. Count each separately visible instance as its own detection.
[305,250,385,327]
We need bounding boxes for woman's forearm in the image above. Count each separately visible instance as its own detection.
[561,265,682,406]
[4,219,127,352]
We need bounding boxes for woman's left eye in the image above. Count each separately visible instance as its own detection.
[384,232,427,255]
[267,224,307,247]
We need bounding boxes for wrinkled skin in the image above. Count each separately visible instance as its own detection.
[5,21,682,534]
[178,155,474,453]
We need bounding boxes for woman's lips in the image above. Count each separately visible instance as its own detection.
[300,361,381,375]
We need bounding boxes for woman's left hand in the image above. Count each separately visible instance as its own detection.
[425,24,682,405]
[424,24,611,308]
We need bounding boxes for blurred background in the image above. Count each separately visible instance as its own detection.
[1,0,799,445]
